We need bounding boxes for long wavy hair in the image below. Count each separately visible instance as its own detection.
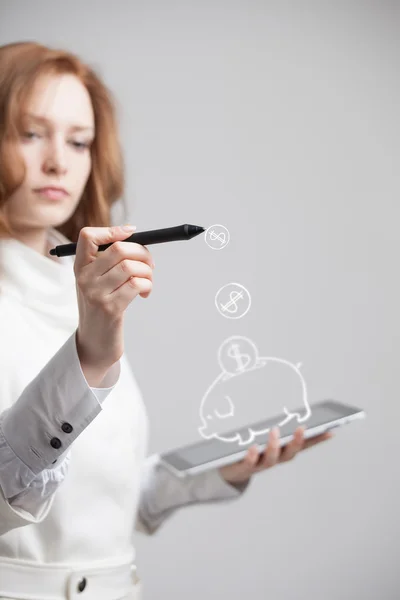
[0,41,127,242]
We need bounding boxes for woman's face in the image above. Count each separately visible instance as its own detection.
[6,73,95,233]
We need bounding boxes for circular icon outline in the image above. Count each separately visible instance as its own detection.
[205,224,230,250]
[217,335,260,375]
[215,282,251,320]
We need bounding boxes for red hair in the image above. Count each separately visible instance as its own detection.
[0,41,127,241]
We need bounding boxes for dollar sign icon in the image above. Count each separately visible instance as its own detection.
[218,336,259,375]
[227,343,251,372]
[215,282,251,320]
[220,290,243,314]
[205,224,230,250]
[209,230,226,245]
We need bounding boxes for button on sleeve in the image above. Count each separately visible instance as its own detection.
[0,330,119,477]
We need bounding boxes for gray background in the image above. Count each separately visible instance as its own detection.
[1,1,399,598]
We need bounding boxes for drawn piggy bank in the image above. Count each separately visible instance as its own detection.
[198,344,311,446]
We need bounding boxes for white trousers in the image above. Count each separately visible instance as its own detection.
[0,557,142,600]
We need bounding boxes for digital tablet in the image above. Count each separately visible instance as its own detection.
[159,399,366,477]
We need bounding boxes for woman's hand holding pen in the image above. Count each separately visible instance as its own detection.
[74,225,155,379]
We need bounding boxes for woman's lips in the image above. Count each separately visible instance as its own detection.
[35,188,68,200]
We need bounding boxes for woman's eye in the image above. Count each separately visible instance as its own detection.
[71,141,89,150]
[23,131,40,139]
[22,131,90,151]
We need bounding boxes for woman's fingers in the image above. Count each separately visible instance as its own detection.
[104,259,153,295]
[219,425,335,486]
[256,427,281,469]
[279,426,305,462]
[302,431,334,449]
[237,426,335,476]
[240,446,260,472]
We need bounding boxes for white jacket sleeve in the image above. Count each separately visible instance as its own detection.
[135,453,251,535]
[0,330,120,535]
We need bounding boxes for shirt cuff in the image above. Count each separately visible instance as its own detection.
[0,329,121,489]
[136,454,251,535]
[0,412,73,499]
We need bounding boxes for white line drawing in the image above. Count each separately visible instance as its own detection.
[214,397,235,419]
[215,282,251,320]
[198,335,312,445]
[205,224,230,250]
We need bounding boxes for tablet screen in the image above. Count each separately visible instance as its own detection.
[162,400,360,470]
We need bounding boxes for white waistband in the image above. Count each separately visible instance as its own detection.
[0,557,141,600]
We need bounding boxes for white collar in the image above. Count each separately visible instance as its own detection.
[0,227,79,330]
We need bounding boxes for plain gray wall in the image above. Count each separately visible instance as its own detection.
[1,1,399,599]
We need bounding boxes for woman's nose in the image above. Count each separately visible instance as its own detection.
[42,141,68,175]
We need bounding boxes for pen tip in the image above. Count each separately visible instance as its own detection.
[186,224,206,239]
[49,248,56,256]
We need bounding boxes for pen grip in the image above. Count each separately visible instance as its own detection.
[99,225,189,251]
[50,224,195,257]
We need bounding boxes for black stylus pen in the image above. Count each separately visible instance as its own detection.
[49,224,206,257]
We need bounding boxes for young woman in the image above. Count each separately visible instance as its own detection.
[0,41,332,600]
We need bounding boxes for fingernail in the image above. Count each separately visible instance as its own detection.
[122,224,136,232]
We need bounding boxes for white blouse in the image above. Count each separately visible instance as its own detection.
[0,227,248,569]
